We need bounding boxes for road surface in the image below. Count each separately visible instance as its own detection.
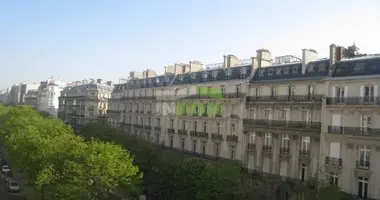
[0,173,26,200]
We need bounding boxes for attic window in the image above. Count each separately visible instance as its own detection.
[226,69,232,76]
[308,64,315,72]
[283,67,289,74]
[372,61,380,70]
[240,67,247,74]
[212,70,218,77]
[143,79,147,84]
[136,80,140,85]
[165,76,170,82]
[336,64,348,73]
[203,71,208,78]
[268,69,273,76]
[276,68,282,75]
[156,78,160,83]
[353,62,365,72]
[318,63,326,72]
[292,67,298,74]
[191,73,196,79]
[148,79,152,84]
[258,70,264,77]
[179,75,184,81]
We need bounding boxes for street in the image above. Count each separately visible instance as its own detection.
[0,173,26,200]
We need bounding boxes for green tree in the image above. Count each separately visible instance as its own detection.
[0,106,141,200]
[343,43,360,58]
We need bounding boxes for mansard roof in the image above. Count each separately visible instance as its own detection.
[330,56,380,78]
[113,65,253,91]
[66,83,114,93]
[250,59,330,83]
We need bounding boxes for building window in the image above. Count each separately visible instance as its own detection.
[231,124,236,134]
[215,143,220,157]
[236,85,241,94]
[169,136,173,147]
[249,132,256,144]
[361,115,371,134]
[300,164,307,182]
[182,120,186,130]
[181,139,185,149]
[203,122,207,132]
[171,119,174,129]
[358,177,368,199]
[193,121,197,131]
[335,87,345,103]
[220,85,225,94]
[329,173,339,185]
[217,123,221,134]
[230,146,236,160]
[271,87,277,97]
[147,117,151,125]
[264,133,272,146]
[308,85,314,95]
[364,85,375,102]
[156,118,160,127]
[281,135,290,148]
[359,146,370,168]
[301,136,310,152]
[201,141,206,154]
[192,140,197,152]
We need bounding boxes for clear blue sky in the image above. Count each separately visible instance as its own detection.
[1,0,379,89]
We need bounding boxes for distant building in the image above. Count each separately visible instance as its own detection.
[24,90,39,108]
[20,83,39,104]
[37,78,66,117]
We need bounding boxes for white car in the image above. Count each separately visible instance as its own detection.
[7,181,20,193]
[1,165,9,173]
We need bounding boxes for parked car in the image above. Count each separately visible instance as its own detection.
[5,171,13,182]
[1,165,10,173]
[7,180,20,193]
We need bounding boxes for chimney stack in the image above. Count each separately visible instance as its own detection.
[106,81,113,86]
[302,49,318,74]
[96,79,102,84]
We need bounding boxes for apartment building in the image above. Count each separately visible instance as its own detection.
[24,90,39,108]
[58,79,113,130]
[106,44,380,199]
[37,78,66,116]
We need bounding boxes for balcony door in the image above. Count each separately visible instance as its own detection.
[359,146,370,168]
[360,115,371,135]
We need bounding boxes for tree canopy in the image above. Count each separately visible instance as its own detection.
[0,105,141,200]
[79,122,254,200]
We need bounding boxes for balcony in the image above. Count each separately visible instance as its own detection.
[134,124,143,128]
[355,160,371,178]
[326,97,380,106]
[246,95,323,103]
[121,96,157,101]
[226,135,238,142]
[197,132,209,139]
[190,131,197,137]
[147,111,152,114]
[178,129,187,136]
[262,145,272,156]
[247,143,256,153]
[243,119,321,131]
[325,157,342,166]
[280,147,290,159]
[106,109,121,114]
[144,125,152,130]
[327,126,380,137]
[180,92,245,100]
[167,128,175,134]
[299,150,311,163]
[154,127,161,131]
[211,133,223,141]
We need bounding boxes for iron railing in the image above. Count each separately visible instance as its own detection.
[327,126,380,137]
[246,95,323,103]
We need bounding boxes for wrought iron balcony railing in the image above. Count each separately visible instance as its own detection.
[181,92,246,100]
[263,145,272,153]
[356,160,370,170]
[167,128,175,133]
[243,119,321,130]
[178,129,187,136]
[280,147,290,154]
[211,133,223,140]
[226,135,238,142]
[247,143,256,150]
[325,157,342,166]
[326,97,380,105]
[246,95,323,103]
[299,150,311,157]
[327,126,380,137]
[154,127,161,131]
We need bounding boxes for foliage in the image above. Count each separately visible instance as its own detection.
[0,106,141,200]
[343,43,360,58]
[78,122,254,200]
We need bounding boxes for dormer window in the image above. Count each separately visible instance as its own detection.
[191,73,196,79]
[156,78,160,84]
[179,75,184,81]
[353,62,365,72]
[226,69,232,76]
[212,70,218,78]
[165,76,170,83]
[276,68,282,75]
[143,79,147,85]
[307,64,315,72]
[203,71,208,79]
[240,67,247,74]
[318,63,327,72]
[258,70,264,77]
[136,80,139,85]
[268,69,273,76]
[148,79,152,84]
[292,67,299,74]
[283,67,289,74]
